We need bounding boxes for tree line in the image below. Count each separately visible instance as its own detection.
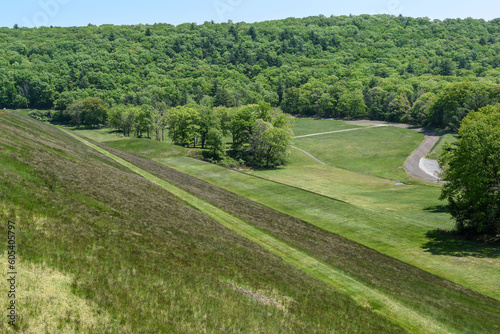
[42,97,293,168]
[1,14,500,129]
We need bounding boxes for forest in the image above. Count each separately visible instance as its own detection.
[1,14,500,130]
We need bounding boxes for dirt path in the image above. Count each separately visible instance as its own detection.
[296,120,442,183]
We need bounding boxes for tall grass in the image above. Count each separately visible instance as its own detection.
[1,111,406,332]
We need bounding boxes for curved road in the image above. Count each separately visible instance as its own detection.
[404,132,441,182]
[294,120,442,183]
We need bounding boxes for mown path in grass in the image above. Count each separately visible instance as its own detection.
[294,119,441,182]
[292,145,402,182]
[63,129,454,334]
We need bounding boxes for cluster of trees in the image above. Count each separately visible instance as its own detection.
[59,97,293,168]
[165,101,293,167]
[281,79,500,129]
[440,104,500,240]
[1,15,499,129]
[60,97,108,127]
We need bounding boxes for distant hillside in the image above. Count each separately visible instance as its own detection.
[1,15,500,127]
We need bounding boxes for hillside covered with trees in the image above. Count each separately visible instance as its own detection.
[1,14,500,130]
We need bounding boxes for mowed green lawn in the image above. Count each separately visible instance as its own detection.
[427,133,458,160]
[76,119,500,302]
[293,124,424,181]
[292,118,363,136]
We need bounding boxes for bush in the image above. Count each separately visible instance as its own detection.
[28,110,52,122]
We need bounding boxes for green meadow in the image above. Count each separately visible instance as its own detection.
[2,112,407,333]
[90,118,500,302]
[427,133,459,160]
[293,121,424,181]
[2,111,500,333]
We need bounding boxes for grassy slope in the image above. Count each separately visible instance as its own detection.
[66,131,453,334]
[427,133,458,160]
[1,112,407,333]
[75,132,500,332]
[2,113,500,332]
[96,121,500,303]
[293,125,424,181]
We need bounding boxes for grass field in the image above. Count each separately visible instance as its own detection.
[72,128,500,333]
[65,130,455,333]
[4,112,500,333]
[78,120,500,303]
[293,124,424,180]
[2,111,412,333]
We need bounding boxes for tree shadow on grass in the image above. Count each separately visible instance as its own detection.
[422,230,500,258]
[423,205,448,213]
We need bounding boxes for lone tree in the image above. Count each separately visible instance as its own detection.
[439,104,500,241]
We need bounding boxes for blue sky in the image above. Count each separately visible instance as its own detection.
[2,0,500,28]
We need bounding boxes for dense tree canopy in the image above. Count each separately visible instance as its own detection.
[62,97,108,127]
[1,15,500,128]
[161,102,293,167]
[440,104,500,240]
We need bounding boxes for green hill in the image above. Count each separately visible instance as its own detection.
[2,111,500,333]
[1,15,500,128]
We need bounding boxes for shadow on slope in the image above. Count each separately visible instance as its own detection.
[423,230,500,258]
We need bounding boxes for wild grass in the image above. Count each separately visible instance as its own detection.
[1,254,126,333]
[96,138,500,333]
[68,131,460,333]
[1,111,407,332]
[9,113,499,332]
[77,120,500,304]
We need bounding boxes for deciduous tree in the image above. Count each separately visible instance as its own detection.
[439,104,500,240]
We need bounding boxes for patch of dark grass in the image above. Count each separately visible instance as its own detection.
[424,204,449,213]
